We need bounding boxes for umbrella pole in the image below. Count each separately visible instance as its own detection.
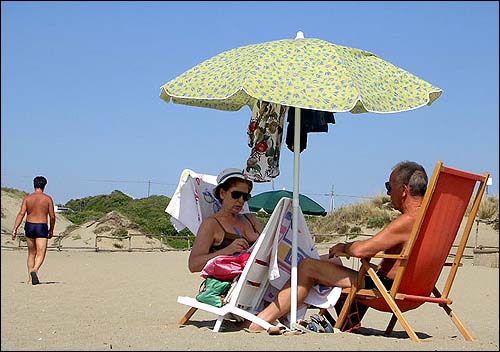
[291,106,301,326]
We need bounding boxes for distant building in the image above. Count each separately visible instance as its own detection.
[54,205,74,213]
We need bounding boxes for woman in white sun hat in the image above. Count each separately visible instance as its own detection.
[188,168,263,273]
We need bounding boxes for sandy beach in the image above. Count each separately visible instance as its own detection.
[2,188,498,350]
[1,248,498,351]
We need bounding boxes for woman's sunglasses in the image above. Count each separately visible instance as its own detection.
[231,191,251,202]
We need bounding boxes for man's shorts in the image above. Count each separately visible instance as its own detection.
[24,222,49,239]
[364,271,394,290]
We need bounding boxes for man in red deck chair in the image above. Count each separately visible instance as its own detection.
[249,160,488,341]
[331,160,488,342]
[248,160,429,332]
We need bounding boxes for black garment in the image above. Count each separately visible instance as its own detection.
[363,271,394,290]
[285,107,335,152]
[210,214,258,253]
[24,222,49,239]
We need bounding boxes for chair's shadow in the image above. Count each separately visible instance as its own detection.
[179,319,243,332]
[353,326,432,340]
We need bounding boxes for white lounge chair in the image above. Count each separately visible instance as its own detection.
[176,197,341,332]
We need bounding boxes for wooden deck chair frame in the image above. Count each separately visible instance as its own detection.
[331,160,489,342]
[177,198,294,332]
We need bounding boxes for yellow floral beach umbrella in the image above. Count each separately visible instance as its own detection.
[159,32,442,326]
[160,33,442,114]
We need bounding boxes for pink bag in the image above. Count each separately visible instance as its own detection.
[201,252,251,281]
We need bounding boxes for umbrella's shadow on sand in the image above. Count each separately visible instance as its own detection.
[353,326,432,340]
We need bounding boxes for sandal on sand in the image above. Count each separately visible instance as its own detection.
[30,272,40,285]
[311,314,334,333]
[294,314,334,333]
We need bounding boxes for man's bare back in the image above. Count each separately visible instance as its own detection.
[24,192,54,224]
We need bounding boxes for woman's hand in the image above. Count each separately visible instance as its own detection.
[226,238,249,255]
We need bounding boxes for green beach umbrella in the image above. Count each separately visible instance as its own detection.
[248,190,327,216]
[159,31,442,325]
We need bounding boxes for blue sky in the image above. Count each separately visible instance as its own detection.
[1,1,499,212]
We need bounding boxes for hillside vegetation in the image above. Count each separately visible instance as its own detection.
[3,188,497,244]
[63,190,499,236]
[62,190,197,237]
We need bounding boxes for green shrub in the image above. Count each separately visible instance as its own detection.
[336,224,349,234]
[64,210,105,225]
[475,196,498,220]
[367,216,391,229]
[164,234,195,250]
[113,228,128,237]
[94,225,112,234]
[349,226,362,235]
[63,193,177,237]
[2,187,28,199]
[309,199,398,235]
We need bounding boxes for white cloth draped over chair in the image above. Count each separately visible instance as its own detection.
[166,168,249,235]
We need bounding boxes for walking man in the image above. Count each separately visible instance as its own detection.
[12,176,56,285]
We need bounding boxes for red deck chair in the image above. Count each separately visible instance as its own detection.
[331,160,489,342]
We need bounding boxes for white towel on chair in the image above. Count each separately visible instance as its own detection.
[266,198,341,315]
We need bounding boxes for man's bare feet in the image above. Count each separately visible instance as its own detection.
[247,322,265,332]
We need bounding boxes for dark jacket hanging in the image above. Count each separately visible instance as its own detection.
[285,107,336,152]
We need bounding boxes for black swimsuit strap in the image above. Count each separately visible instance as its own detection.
[210,218,239,253]
[213,214,257,234]
[242,213,258,232]
[213,217,230,234]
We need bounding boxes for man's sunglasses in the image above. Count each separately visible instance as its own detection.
[231,191,251,202]
[385,181,391,192]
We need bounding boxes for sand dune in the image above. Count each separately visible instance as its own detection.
[1,189,163,251]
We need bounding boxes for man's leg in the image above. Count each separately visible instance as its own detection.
[26,238,36,283]
[248,258,359,331]
[33,238,48,273]
[334,293,369,332]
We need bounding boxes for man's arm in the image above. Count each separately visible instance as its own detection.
[329,214,414,259]
[47,196,56,239]
[12,198,28,240]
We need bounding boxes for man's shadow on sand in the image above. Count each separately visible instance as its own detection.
[21,281,62,285]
